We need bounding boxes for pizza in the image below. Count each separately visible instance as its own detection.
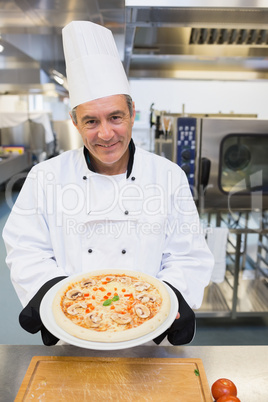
[52,269,171,343]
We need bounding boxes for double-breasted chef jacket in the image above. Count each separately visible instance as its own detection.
[3,143,214,314]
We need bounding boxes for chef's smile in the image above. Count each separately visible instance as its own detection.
[97,141,120,149]
[71,94,135,175]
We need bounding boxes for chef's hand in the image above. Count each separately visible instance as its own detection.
[19,276,67,346]
[153,282,195,345]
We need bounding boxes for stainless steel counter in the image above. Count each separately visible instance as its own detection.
[1,345,267,401]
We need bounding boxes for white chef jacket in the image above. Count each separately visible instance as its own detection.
[3,145,214,308]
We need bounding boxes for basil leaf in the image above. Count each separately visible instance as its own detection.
[194,369,200,376]
[103,299,112,306]
[112,295,119,302]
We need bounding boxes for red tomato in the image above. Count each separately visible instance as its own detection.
[211,378,237,400]
[217,396,241,402]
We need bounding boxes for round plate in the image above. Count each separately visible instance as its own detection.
[40,275,179,350]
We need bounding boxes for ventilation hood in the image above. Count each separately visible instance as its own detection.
[0,0,126,89]
[1,1,268,84]
[125,0,268,80]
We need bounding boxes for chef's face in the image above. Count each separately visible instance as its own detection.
[71,94,135,175]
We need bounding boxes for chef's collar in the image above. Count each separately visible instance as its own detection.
[83,138,136,179]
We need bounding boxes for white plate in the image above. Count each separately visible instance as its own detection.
[40,276,178,350]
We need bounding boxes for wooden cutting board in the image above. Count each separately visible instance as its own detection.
[15,356,213,401]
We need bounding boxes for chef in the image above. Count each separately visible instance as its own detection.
[3,21,214,346]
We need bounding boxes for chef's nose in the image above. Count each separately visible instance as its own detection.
[98,121,113,141]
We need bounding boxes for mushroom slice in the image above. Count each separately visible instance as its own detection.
[110,313,132,325]
[67,302,86,316]
[86,312,103,328]
[80,279,96,288]
[136,293,156,304]
[134,282,151,292]
[134,304,151,319]
[66,288,83,300]
[118,276,132,286]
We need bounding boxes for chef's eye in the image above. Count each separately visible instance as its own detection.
[111,115,123,123]
[86,119,97,127]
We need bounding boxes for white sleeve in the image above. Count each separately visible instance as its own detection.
[2,166,66,307]
[156,172,214,309]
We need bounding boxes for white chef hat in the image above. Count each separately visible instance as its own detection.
[62,21,131,109]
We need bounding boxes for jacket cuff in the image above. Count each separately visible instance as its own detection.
[153,281,196,345]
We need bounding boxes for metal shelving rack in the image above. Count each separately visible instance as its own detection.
[197,210,268,318]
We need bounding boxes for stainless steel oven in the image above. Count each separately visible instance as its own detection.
[168,116,268,211]
[198,118,268,211]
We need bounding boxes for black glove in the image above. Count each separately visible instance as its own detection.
[153,282,195,345]
[19,276,67,346]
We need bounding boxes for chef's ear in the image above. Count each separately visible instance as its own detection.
[131,101,136,126]
[69,109,78,128]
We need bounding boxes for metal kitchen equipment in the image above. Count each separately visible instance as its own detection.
[198,117,268,211]
[157,115,268,319]
[155,115,268,212]
[0,116,56,186]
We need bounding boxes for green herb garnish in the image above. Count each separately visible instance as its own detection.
[194,369,200,376]
[103,295,120,306]
[103,299,112,306]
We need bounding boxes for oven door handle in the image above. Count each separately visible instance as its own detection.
[200,157,211,189]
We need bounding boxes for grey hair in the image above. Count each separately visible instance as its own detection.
[71,94,133,125]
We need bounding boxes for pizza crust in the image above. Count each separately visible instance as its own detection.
[52,269,171,343]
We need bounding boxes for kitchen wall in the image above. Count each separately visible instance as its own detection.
[0,94,70,121]
[1,79,267,121]
[130,79,268,119]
